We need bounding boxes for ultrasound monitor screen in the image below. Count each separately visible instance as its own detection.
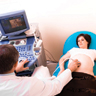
[0,15,27,34]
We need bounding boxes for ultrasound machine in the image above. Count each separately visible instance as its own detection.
[0,10,46,76]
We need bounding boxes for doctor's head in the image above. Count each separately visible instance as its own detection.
[0,44,19,74]
[76,34,91,49]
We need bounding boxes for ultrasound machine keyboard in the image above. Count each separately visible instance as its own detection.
[13,37,37,76]
[13,37,37,68]
[16,44,37,67]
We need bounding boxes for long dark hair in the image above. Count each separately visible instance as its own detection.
[76,33,91,49]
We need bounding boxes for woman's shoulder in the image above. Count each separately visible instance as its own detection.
[69,47,79,52]
[89,48,96,52]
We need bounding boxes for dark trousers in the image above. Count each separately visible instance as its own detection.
[56,72,96,96]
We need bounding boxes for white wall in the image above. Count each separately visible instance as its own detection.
[0,0,96,61]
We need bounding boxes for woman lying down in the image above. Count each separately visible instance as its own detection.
[56,33,96,96]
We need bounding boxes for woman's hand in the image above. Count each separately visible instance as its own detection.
[58,59,81,76]
[59,64,64,71]
[58,62,65,76]
[15,59,29,73]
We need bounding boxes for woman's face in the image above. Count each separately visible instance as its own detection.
[78,36,88,49]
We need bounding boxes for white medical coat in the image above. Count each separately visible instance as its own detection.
[0,69,72,96]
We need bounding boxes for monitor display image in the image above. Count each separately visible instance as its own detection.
[0,10,30,39]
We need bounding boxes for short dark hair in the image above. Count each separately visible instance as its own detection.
[0,44,19,74]
[76,33,91,49]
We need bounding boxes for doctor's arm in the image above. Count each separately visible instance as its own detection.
[32,59,81,96]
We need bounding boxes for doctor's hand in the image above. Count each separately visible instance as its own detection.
[68,59,81,72]
[15,59,29,73]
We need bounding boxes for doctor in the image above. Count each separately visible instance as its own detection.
[0,44,80,96]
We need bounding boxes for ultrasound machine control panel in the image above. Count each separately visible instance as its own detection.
[9,37,37,67]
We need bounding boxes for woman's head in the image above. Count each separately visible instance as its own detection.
[76,34,91,49]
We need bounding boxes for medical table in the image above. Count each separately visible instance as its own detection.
[53,31,96,77]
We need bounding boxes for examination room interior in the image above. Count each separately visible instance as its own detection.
[0,0,96,75]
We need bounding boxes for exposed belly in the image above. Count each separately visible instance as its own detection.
[68,54,94,76]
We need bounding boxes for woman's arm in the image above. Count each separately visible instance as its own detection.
[58,52,71,75]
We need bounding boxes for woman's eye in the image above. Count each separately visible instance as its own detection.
[78,40,80,42]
